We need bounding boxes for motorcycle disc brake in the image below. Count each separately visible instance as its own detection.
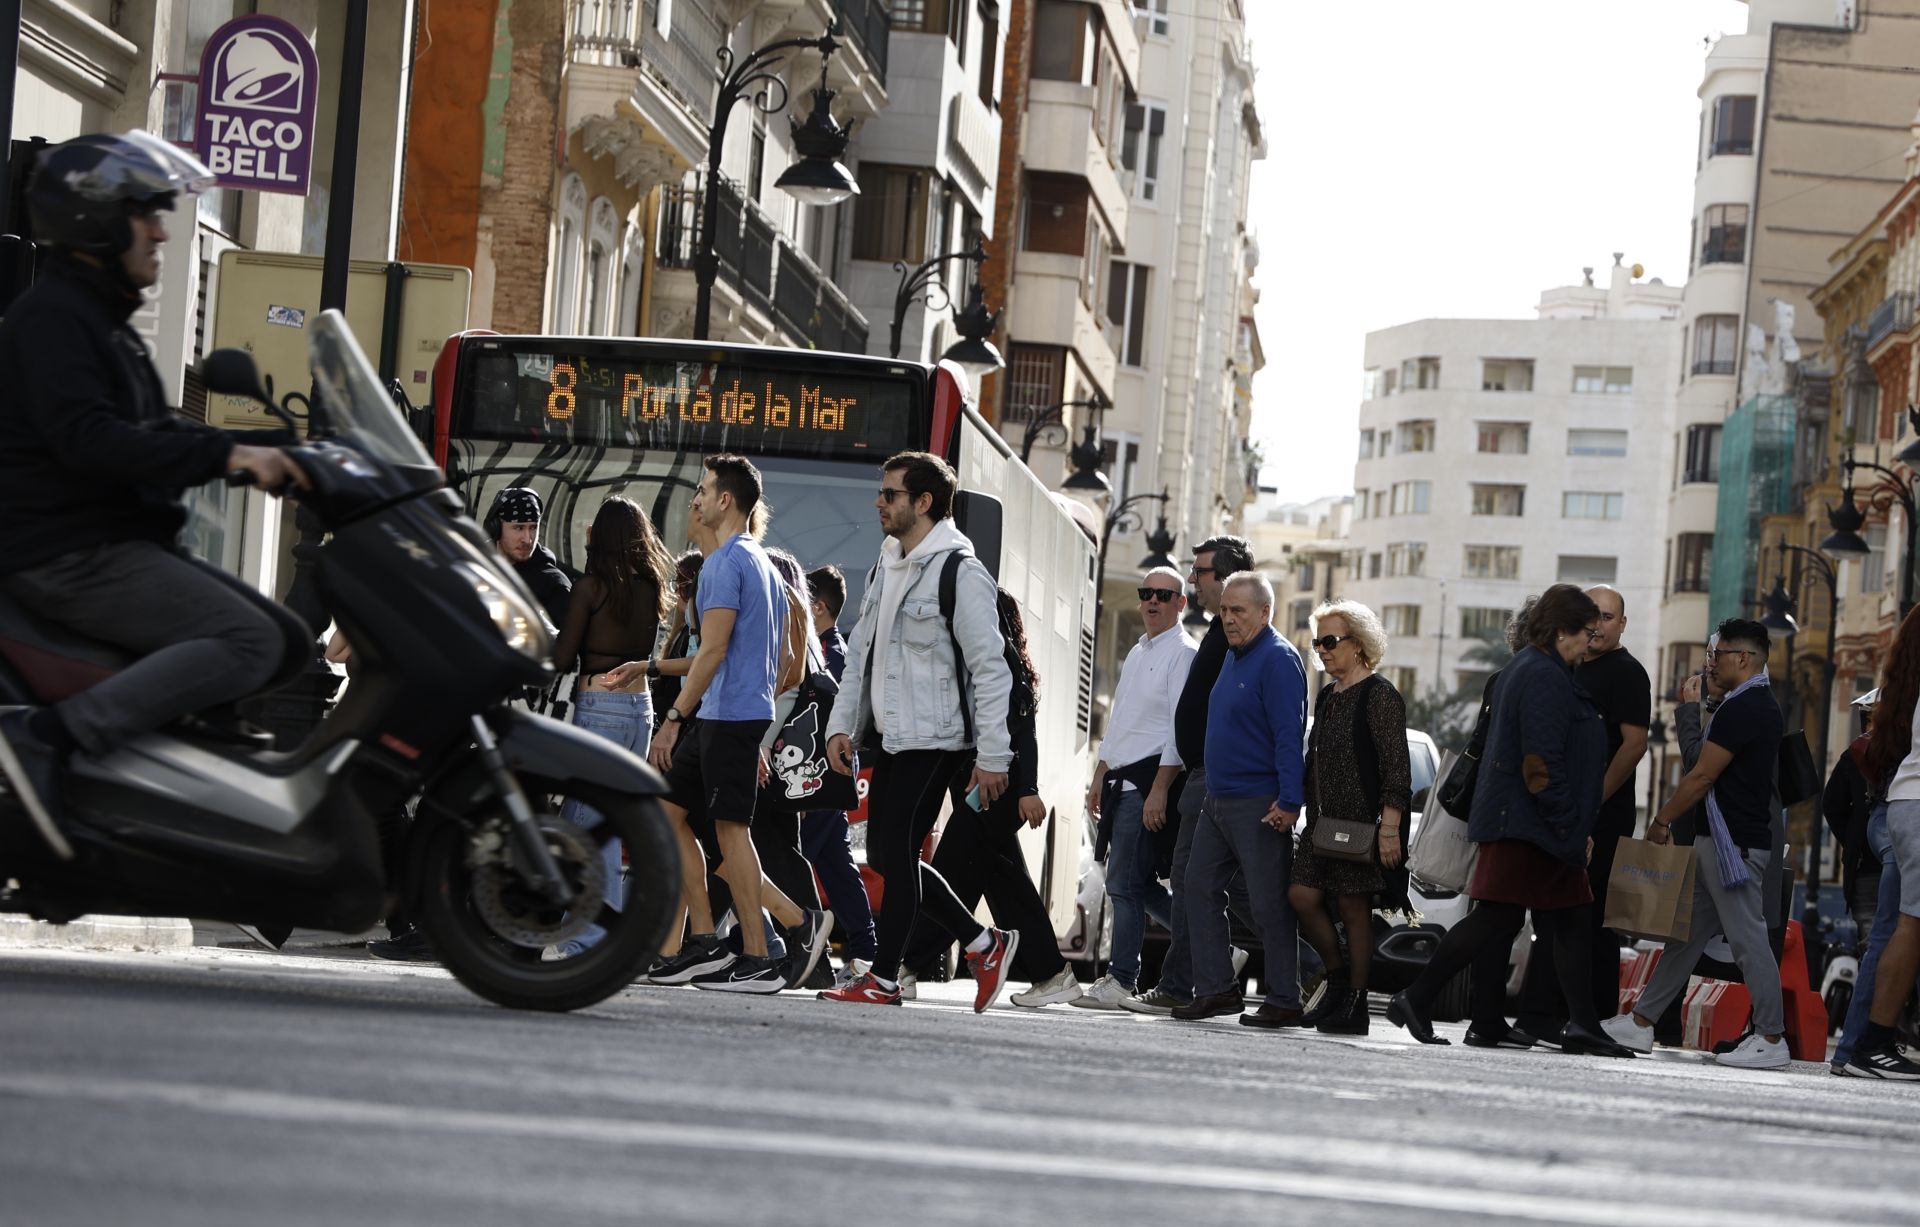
[468,817,607,948]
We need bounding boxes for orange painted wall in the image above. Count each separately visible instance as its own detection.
[397,0,493,269]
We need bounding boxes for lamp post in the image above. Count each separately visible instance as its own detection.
[692,25,858,341]
[1018,392,1108,463]
[1763,539,1840,938]
[1823,443,1920,616]
[887,239,1004,387]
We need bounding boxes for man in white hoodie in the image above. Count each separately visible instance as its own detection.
[820,451,1021,1012]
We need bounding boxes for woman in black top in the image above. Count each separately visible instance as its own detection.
[547,496,673,958]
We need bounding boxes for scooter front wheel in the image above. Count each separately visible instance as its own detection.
[411,781,678,1012]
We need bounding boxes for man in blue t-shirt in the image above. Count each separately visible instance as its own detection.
[608,455,820,994]
[1602,617,1788,1069]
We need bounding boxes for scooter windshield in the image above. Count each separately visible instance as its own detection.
[308,310,440,478]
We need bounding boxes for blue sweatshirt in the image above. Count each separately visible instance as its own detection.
[1203,626,1307,806]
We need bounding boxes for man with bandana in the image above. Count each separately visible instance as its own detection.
[486,486,572,632]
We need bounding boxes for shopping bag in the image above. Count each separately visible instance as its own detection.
[1604,839,1695,944]
[1407,809,1478,895]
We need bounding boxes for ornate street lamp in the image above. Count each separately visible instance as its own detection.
[941,284,1004,386]
[1821,450,1918,614]
[1767,538,1840,939]
[1017,392,1108,463]
[887,239,1004,388]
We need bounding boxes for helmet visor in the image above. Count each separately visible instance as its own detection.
[119,130,216,199]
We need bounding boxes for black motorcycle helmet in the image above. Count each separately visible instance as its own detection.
[26,130,215,256]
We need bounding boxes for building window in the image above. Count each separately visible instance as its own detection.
[1382,604,1422,636]
[1106,260,1150,366]
[1371,490,1386,518]
[1460,606,1511,640]
[1362,368,1386,400]
[1562,491,1624,520]
[1672,533,1712,593]
[1471,484,1525,516]
[1665,641,1709,701]
[1132,0,1169,37]
[1386,542,1426,577]
[1030,1,1086,80]
[1571,365,1633,394]
[1568,428,1629,458]
[1385,666,1417,695]
[1005,344,1066,416]
[1481,359,1534,391]
[1692,314,1739,376]
[1389,481,1431,515]
[1464,545,1521,580]
[853,163,929,262]
[1848,379,1881,444]
[1709,94,1756,156]
[1369,553,1382,579]
[1354,487,1368,519]
[1400,356,1440,390]
[1701,204,1748,265]
[977,9,1000,107]
[1558,554,1618,584]
[1682,424,1722,482]
[1121,102,1167,203]
[889,0,951,32]
[1358,429,1375,459]
[1395,419,1435,453]
[1290,597,1315,633]
[1346,550,1365,582]
[1864,523,1888,594]
[1020,173,1089,255]
[1476,421,1529,454]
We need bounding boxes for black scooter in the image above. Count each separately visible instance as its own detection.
[0,312,677,1011]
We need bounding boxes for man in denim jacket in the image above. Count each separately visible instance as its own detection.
[820,451,1019,1012]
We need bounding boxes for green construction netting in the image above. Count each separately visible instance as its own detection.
[1709,394,1797,629]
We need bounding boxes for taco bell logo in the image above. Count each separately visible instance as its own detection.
[194,15,318,195]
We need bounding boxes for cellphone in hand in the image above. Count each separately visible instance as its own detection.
[964,784,984,811]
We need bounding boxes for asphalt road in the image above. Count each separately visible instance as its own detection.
[0,946,1912,1227]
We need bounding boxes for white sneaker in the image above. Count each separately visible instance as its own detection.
[1011,967,1083,1008]
[897,971,918,1000]
[1602,1014,1655,1053]
[1230,946,1251,978]
[1717,1032,1790,1070]
[1069,973,1131,1010]
[833,959,871,990]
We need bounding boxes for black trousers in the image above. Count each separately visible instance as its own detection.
[751,805,821,913]
[868,748,983,981]
[1515,829,1623,1031]
[1409,899,1603,1034]
[903,789,1066,983]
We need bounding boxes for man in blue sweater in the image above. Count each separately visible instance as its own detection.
[1173,572,1309,1026]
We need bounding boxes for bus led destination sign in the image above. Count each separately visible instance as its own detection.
[546,362,857,433]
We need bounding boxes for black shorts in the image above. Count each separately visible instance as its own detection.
[665,717,770,824]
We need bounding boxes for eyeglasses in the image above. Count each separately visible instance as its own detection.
[1310,634,1353,652]
[877,488,910,503]
[1189,565,1217,578]
[1707,647,1751,661]
[1137,587,1180,604]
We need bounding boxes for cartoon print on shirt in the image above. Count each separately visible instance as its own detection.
[773,702,828,800]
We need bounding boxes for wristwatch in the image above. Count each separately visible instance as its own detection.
[664,707,685,724]
[646,657,662,680]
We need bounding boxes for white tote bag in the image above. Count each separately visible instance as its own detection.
[1408,809,1478,895]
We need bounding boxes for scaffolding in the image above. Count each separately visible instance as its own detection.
[1709,394,1798,628]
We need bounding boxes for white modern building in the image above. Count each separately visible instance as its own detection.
[1347,261,1683,701]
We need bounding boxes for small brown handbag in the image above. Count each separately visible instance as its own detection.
[1309,686,1379,865]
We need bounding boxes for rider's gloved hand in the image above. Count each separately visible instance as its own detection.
[226,444,311,494]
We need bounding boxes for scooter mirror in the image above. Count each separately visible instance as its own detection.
[200,348,273,406]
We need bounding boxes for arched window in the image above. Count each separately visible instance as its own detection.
[618,221,645,335]
[552,175,589,332]
[587,197,619,335]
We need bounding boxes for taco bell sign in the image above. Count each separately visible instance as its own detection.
[193,15,319,195]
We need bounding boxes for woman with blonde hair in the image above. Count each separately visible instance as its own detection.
[1291,598,1410,1034]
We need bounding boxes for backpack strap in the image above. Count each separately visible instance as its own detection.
[937,550,976,744]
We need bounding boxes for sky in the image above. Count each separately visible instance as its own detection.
[1241,0,1753,504]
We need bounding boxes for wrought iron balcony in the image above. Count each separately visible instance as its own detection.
[1867,291,1916,352]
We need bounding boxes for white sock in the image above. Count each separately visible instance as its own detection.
[964,929,993,954]
[872,975,898,991]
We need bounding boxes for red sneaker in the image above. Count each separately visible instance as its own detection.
[816,972,903,1005]
[966,928,1020,1013]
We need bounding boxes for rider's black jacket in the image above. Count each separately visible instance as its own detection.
[0,255,279,573]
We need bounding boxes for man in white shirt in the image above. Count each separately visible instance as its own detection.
[1077,566,1197,1007]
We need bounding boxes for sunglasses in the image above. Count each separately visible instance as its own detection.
[1310,634,1354,652]
[1189,565,1217,578]
[1707,647,1751,661]
[877,488,910,503]
[1137,587,1181,604]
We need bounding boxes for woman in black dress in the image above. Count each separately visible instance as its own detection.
[1292,599,1410,1035]
[1387,583,1633,1057]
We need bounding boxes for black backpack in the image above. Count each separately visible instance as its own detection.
[937,550,1032,743]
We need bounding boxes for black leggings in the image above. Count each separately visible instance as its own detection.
[1407,899,1602,1034]
[751,807,821,913]
[903,789,1066,982]
[868,748,984,982]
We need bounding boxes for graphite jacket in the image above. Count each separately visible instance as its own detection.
[513,544,573,632]
[1467,644,1606,865]
[0,255,281,573]
[826,519,1014,772]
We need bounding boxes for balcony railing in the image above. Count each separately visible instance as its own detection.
[833,0,891,86]
[774,242,822,342]
[1867,291,1916,351]
[1700,228,1746,266]
[640,0,725,117]
[816,278,870,354]
[1691,358,1735,377]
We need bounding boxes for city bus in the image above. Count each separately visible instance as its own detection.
[426,333,1100,952]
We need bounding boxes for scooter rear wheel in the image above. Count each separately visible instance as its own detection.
[412,781,678,1012]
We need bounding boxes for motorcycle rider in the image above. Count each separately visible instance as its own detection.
[0,132,308,856]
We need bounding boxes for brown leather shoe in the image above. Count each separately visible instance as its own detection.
[1239,1002,1306,1029]
[1171,990,1246,1020]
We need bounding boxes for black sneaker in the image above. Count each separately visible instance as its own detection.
[1843,1044,1920,1081]
[367,927,436,962]
[647,933,732,985]
[781,908,835,990]
[691,953,787,994]
[0,708,72,860]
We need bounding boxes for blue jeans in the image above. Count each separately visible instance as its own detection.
[558,690,653,953]
[1835,802,1920,1065]
[1105,787,1174,988]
